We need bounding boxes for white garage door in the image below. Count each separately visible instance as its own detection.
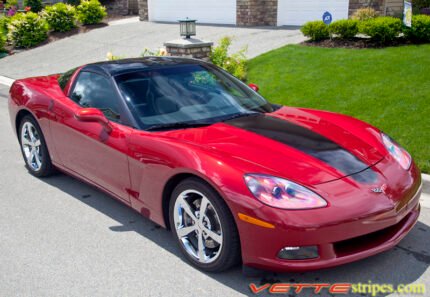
[277,0,349,26]
[148,0,236,25]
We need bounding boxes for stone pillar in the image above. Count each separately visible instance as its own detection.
[349,0,386,16]
[128,0,139,15]
[138,0,148,21]
[384,0,404,16]
[104,0,129,16]
[164,38,213,61]
[237,0,278,26]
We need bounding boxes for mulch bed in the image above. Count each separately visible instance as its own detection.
[301,37,416,49]
[1,22,108,56]
[48,23,108,42]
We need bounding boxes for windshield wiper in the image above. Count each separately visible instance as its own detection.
[220,112,261,122]
[145,122,212,131]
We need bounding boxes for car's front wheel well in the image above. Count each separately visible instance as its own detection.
[162,173,198,230]
[162,173,235,231]
[15,109,33,137]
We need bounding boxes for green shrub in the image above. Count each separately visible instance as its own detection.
[359,16,402,44]
[352,7,378,21]
[42,3,76,32]
[210,36,247,81]
[7,12,48,48]
[301,21,330,41]
[0,34,5,51]
[76,0,106,25]
[0,17,10,37]
[141,47,167,57]
[24,0,43,12]
[403,14,430,42]
[329,19,359,39]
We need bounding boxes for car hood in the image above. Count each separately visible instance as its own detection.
[163,107,385,185]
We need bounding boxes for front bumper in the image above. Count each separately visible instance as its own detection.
[235,160,422,272]
[248,202,419,272]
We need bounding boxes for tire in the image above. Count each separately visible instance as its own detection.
[169,177,241,272]
[18,115,55,177]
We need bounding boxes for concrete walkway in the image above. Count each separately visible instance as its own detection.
[0,19,305,79]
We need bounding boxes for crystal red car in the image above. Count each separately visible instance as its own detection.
[8,58,422,273]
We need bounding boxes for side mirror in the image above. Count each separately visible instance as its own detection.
[74,108,112,133]
[248,83,259,92]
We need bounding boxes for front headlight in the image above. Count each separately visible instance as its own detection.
[381,133,412,170]
[244,174,327,210]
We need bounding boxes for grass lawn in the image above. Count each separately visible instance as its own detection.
[248,44,430,173]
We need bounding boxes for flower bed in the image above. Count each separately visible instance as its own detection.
[301,8,430,48]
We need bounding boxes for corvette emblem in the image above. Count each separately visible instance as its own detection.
[371,184,387,194]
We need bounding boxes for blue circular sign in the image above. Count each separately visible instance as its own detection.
[322,11,333,25]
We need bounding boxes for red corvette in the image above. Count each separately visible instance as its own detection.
[8,57,421,273]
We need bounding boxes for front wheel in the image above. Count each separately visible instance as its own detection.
[169,178,241,272]
[19,115,55,177]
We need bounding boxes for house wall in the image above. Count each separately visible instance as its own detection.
[136,0,404,26]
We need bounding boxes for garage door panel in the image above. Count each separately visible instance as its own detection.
[148,0,236,25]
[278,0,349,26]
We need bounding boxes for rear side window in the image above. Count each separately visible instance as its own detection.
[58,67,78,90]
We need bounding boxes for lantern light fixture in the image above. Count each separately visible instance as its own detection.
[179,18,197,39]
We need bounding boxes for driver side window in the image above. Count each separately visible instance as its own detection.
[70,71,121,122]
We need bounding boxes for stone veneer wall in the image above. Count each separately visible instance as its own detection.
[237,0,278,26]
[138,0,148,21]
[349,0,385,16]
[384,0,404,16]
[103,0,129,16]
[165,45,212,60]
[128,0,139,15]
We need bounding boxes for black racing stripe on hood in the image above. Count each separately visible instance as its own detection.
[225,114,377,183]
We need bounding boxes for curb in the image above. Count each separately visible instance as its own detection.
[422,173,430,192]
[421,174,430,209]
[108,17,139,26]
[0,75,15,87]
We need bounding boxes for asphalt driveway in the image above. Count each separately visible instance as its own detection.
[0,20,305,79]
[0,85,430,296]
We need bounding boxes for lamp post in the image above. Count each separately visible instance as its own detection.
[164,17,212,60]
[179,18,197,39]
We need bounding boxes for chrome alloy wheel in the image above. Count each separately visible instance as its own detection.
[20,121,42,171]
[173,190,223,264]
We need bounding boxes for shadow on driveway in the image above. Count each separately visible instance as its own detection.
[42,172,430,297]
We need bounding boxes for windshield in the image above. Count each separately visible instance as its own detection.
[114,64,275,130]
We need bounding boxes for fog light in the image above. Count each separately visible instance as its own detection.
[278,246,319,260]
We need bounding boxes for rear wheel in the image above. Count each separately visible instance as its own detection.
[19,115,55,177]
[169,178,241,272]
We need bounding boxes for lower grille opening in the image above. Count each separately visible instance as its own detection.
[333,211,412,258]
